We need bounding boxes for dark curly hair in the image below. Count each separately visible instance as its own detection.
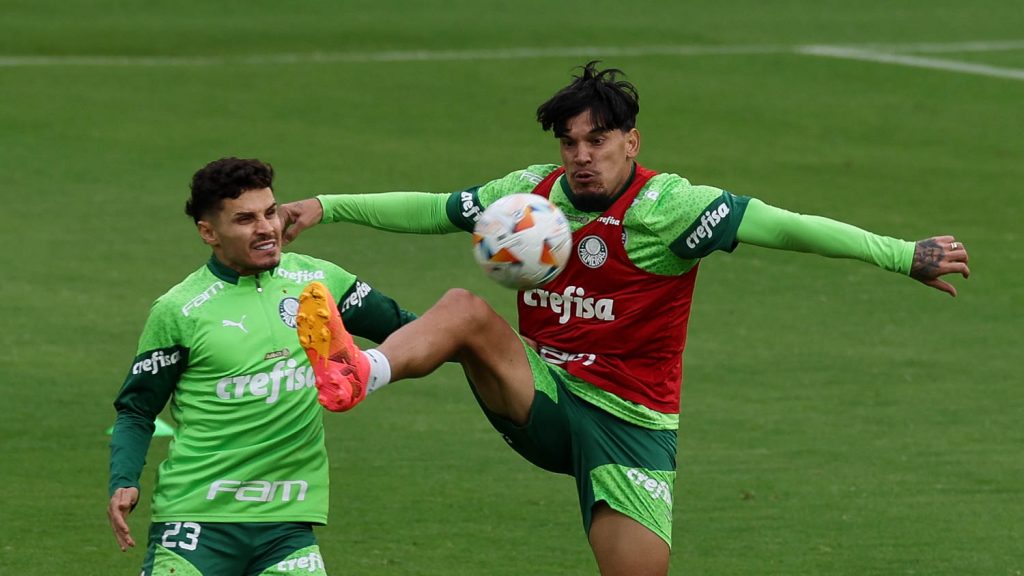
[186,157,275,223]
[536,61,639,137]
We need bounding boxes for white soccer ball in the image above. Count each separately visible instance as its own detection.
[472,193,573,290]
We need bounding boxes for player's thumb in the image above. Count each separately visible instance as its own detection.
[282,225,298,245]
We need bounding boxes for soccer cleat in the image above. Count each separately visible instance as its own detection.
[296,281,369,412]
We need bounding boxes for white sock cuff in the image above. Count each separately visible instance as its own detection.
[363,348,392,395]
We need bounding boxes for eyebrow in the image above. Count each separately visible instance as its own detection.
[562,127,611,138]
[230,203,278,218]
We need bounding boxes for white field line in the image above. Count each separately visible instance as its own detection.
[852,39,1024,54]
[0,44,792,67]
[2,40,1023,81]
[798,45,1024,81]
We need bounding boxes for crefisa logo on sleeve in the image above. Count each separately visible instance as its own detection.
[683,202,731,250]
[132,350,181,375]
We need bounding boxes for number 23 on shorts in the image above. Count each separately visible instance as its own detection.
[160,521,201,551]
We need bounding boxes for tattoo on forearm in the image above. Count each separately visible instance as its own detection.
[911,239,944,280]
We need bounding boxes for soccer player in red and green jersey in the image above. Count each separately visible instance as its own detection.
[280,62,970,576]
[107,158,415,575]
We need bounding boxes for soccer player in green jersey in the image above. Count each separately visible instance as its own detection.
[280,62,970,576]
[107,157,416,575]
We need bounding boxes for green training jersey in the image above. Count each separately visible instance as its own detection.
[109,252,415,524]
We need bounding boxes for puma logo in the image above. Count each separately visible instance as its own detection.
[222,315,248,333]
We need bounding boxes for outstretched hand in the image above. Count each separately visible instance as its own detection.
[279,198,324,245]
[910,236,970,297]
[107,486,139,552]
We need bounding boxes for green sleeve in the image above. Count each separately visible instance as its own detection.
[442,165,563,232]
[316,258,417,343]
[317,192,460,234]
[736,198,915,274]
[318,166,559,234]
[337,277,418,344]
[108,301,188,497]
[661,184,750,260]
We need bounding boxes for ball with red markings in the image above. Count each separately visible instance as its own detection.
[472,193,572,290]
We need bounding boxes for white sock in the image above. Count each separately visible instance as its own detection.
[363,348,392,395]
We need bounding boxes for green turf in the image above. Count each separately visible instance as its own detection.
[1,1,1021,574]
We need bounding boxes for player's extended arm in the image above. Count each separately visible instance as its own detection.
[107,407,156,552]
[736,199,969,296]
[281,192,459,244]
[107,345,182,551]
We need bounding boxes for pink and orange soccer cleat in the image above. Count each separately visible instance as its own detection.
[296,281,370,411]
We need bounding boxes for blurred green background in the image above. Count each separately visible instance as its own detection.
[2,1,1021,574]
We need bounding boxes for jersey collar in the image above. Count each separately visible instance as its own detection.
[206,255,278,285]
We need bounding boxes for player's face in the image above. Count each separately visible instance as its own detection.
[558,109,639,209]
[198,187,283,275]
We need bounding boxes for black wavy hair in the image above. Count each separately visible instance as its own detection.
[186,157,274,223]
[536,61,640,137]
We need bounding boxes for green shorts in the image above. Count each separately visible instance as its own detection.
[471,346,678,545]
[141,522,326,576]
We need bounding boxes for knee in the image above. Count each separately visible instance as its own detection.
[436,288,499,330]
[438,288,488,314]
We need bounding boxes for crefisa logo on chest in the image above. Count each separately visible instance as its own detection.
[577,235,608,268]
[278,297,299,328]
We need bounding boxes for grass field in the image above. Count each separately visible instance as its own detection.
[1,1,1022,574]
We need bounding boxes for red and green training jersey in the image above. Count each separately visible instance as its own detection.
[519,165,698,415]
[317,163,913,430]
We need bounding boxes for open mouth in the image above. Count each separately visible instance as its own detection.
[574,171,596,183]
[253,240,278,252]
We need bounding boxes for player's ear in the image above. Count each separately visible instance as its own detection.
[625,128,640,159]
[196,220,218,247]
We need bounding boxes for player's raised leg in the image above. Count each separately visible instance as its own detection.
[378,288,537,424]
[299,284,536,424]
